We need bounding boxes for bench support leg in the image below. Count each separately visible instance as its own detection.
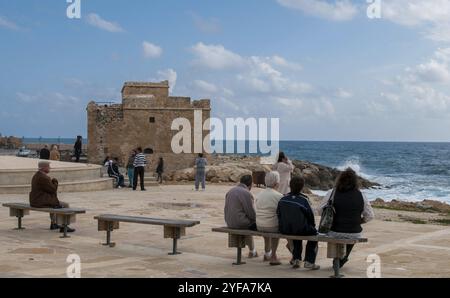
[15,215,25,230]
[330,258,344,278]
[102,222,116,247]
[60,216,70,239]
[232,247,246,266]
[12,209,25,230]
[168,237,181,255]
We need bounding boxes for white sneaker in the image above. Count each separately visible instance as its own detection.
[304,262,320,270]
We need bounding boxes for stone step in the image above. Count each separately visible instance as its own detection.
[1,166,103,186]
[102,174,158,182]
[0,178,114,195]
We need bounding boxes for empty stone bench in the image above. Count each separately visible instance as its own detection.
[94,214,200,255]
[2,203,86,238]
[212,227,368,278]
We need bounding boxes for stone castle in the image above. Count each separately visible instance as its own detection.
[87,81,211,173]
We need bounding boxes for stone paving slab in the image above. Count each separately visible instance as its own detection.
[0,185,449,278]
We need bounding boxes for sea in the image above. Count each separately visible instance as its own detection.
[23,138,450,203]
[280,141,450,204]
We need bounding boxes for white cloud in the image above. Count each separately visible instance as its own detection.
[16,92,80,106]
[314,99,335,117]
[381,0,450,43]
[336,88,353,99]
[189,12,221,34]
[156,69,177,92]
[219,97,240,111]
[191,42,246,70]
[143,41,163,59]
[276,97,304,109]
[187,43,320,118]
[371,47,450,118]
[86,13,125,33]
[0,16,21,31]
[276,0,358,21]
[414,60,450,83]
[382,0,450,27]
[270,55,303,71]
[194,80,218,93]
[405,48,450,83]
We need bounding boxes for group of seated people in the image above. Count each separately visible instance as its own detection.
[224,168,374,270]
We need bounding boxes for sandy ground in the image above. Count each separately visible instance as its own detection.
[0,184,449,278]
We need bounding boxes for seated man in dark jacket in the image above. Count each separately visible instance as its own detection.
[277,176,320,270]
[107,158,125,188]
[29,161,75,233]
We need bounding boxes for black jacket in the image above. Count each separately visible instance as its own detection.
[332,190,365,233]
[74,140,82,154]
[277,193,317,236]
[39,148,50,160]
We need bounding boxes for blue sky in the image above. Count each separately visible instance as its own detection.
[1,0,450,141]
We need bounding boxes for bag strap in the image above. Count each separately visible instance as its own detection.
[328,188,336,205]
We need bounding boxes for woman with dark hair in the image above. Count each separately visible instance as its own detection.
[319,168,374,268]
[272,152,294,195]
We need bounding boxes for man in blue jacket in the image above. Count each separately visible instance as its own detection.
[277,176,320,270]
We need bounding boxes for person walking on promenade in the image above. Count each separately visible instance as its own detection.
[74,136,82,162]
[194,153,207,191]
[133,147,147,191]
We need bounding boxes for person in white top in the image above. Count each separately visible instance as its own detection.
[272,152,294,195]
[255,171,284,266]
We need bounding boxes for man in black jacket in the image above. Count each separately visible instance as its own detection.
[39,145,50,160]
[74,136,82,162]
[277,176,320,270]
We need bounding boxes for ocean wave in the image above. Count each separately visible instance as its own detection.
[337,156,375,180]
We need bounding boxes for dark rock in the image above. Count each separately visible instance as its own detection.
[292,160,379,191]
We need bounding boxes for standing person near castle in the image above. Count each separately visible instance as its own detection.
[74,136,82,162]
[39,145,50,160]
[156,157,164,184]
[49,145,60,161]
[194,153,207,191]
[272,152,294,195]
[126,150,136,188]
[133,147,147,191]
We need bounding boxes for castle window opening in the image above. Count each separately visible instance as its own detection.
[144,148,154,154]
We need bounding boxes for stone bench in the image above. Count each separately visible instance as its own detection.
[2,203,86,238]
[212,227,368,278]
[94,214,200,255]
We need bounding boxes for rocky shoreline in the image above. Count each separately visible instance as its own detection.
[166,154,450,224]
[167,154,380,191]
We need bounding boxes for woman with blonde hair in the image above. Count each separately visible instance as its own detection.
[49,145,60,161]
[255,171,283,265]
